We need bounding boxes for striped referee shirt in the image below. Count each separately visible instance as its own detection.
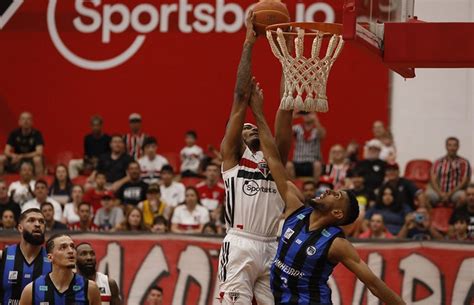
[292,124,322,163]
[432,155,471,193]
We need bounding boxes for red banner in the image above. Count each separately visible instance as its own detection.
[0,0,389,161]
[1,235,473,305]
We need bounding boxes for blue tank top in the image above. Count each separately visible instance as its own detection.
[32,273,89,305]
[1,244,51,305]
[271,207,344,305]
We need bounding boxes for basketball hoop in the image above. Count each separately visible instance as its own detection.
[266,22,344,112]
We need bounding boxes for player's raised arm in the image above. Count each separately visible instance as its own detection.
[329,238,406,305]
[274,75,293,165]
[250,81,304,217]
[221,11,257,171]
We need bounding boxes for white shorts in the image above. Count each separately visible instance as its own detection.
[217,229,277,305]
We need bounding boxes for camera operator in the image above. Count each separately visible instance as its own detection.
[398,207,443,240]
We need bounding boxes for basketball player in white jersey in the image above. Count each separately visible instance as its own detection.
[76,243,121,305]
[218,11,293,305]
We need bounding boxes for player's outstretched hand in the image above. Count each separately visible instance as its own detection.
[245,10,257,44]
[249,77,264,114]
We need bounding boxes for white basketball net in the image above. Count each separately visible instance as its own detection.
[266,27,344,112]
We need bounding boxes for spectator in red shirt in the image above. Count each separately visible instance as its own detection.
[426,137,471,206]
[83,171,108,213]
[359,213,394,239]
[68,202,100,232]
[196,163,225,222]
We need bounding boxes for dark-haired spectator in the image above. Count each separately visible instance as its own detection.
[345,140,360,167]
[302,181,316,203]
[180,130,204,177]
[160,165,185,208]
[449,214,472,241]
[144,286,163,305]
[49,164,73,205]
[138,136,168,184]
[364,185,412,235]
[286,112,326,182]
[83,171,108,213]
[1,209,17,231]
[7,161,35,206]
[114,207,149,232]
[398,207,443,240]
[354,139,387,195]
[137,184,169,227]
[323,144,349,190]
[0,112,44,176]
[68,202,100,232]
[427,137,471,206]
[382,163,424,210]
[92,134,132,186]
[371,120,386,141]
[116,161,148,206]
[94,191,124,231]
[125,113,147,160]
[358,213,394,239]
[68,115,111,179]
[22,180,62,221]
[62,185,84,225]
[202,222,218,235]
[346,169,375,210]
[196,163,225,222]
[151,216,169,233]
[449,183,474,238]
[40,202,68,232]
[0,180,21,223]
[171,187,210,234]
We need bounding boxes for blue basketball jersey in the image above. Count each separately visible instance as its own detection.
[271,207,344,305]
[32,273,89,305]
[0,244,51,305]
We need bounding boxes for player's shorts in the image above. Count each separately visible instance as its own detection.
[217,229,278,305]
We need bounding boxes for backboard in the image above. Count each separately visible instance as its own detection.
[342,0,474,78]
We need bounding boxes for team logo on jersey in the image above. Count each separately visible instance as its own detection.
[40,302,49,305]
[39,285,48,292]
[306,246,317,256]
[258,160,269,177]
[73,285,82,291]
[297,214,305,220]
[283,228,295,239]
[24,273,31,279]
[322,229,331,237]
[228,291,240,302]
[243,180,277,196]
[99,287,106,294]
[8,271,18,280]
[295,239,302,244]
[6,254,15,260]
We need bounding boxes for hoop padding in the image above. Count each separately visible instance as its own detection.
[266,26,344,112]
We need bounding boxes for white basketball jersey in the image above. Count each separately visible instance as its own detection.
[95,272,112,305]
[222,147,285,237]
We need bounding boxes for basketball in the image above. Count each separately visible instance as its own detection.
[253,0,291,36]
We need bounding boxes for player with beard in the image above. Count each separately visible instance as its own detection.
[76,243,121,305]
[19,234,101,305]
[0,208,51,305]
[249,81,405,304]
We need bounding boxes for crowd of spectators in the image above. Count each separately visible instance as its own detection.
[0,112,472,242]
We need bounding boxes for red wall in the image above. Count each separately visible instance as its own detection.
[0,0,388,164]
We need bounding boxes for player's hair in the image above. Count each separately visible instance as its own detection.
[338,190,360,226]
[19,208,43,223]
[46,233,72,253]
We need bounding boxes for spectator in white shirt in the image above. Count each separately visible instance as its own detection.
[180,130,204,177]
[160,165,185,208]
[138,136,168,184]
[22,180,62,221]
[171,187,210,234]
[8,161,35,206]
[62,185,84,225]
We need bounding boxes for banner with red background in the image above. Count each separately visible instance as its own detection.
[0,0,389,163]
[0,235,473,305]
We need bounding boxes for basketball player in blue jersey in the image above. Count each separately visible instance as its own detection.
[249,82,406,305]
[0,209,51,305]
[19,234,101,305]
[217,10,294,305]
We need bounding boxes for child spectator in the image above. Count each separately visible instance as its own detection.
[94,191,124,231]
[449,214,472,241]
[151,216,169,233]
[180,130,204,177]
[138,137,168,184]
